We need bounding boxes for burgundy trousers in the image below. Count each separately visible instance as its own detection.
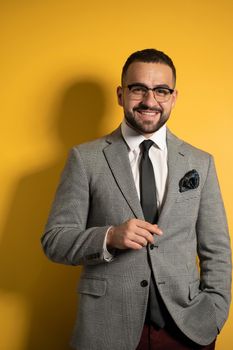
[136,324,216,350]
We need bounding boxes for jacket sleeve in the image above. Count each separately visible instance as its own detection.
[41,147,111,266]
[196,155,232,331]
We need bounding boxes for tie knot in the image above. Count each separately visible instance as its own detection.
[141,140,154,153]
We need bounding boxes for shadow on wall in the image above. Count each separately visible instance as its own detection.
[0,80,107,350]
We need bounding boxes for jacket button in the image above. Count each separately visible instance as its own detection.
[150,244,155,250]
[140,280,148,287]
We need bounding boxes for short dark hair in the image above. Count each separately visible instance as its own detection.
[121,48,176,85]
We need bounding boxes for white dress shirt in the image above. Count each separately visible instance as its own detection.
[103,119,168,260]
[121,119,168,207]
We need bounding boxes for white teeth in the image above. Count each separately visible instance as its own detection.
[140,111,158,115]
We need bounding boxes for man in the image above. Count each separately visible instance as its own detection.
[41,49,232,350]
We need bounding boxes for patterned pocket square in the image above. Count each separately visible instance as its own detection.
[179,169,200,193]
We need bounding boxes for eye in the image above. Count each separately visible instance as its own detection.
[155,88,170,96]
[131,86,147,94]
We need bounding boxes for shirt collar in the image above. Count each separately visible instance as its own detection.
[121,119,167,151]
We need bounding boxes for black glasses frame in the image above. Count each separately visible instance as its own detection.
[127,83,174,95]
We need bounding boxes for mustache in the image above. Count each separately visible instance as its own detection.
[133,104,162,113]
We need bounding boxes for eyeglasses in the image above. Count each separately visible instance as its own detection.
[125,83,174,102]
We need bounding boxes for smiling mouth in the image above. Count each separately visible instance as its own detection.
[137,110,161,116]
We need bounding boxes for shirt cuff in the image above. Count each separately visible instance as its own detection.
[103,226,114,262]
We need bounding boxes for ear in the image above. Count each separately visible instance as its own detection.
[171,89,178,109]
[117,86,123,106]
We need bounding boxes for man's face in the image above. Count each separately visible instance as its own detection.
[117,62,177,137]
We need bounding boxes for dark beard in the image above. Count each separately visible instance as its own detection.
[124,105,169,134]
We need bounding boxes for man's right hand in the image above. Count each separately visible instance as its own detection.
[106,219,163,250]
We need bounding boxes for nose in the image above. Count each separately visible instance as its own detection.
[142,90,160,107]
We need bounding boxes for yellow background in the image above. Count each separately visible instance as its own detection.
[1,1,233,349]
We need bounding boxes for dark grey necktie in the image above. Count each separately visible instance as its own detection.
[140,140,165,328]
[140,140,158,224]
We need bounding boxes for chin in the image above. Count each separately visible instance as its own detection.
[125,112,168,134]
[139,120,165,134]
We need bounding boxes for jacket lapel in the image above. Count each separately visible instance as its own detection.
[103,127,144,220]
[158,129,188,227]
[103,127,189,225]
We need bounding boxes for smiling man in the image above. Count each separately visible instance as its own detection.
[42,49,231,350]
[118,60,177,136]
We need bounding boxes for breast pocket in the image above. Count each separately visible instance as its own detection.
[175,189,200,203]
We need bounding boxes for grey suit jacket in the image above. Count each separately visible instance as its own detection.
[42,127,232,350]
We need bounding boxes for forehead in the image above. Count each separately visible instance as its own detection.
[124,62,174,87]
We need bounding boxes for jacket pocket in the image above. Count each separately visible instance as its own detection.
[78,276,107,297]
[189,279,201,300]
[175,188,200,203]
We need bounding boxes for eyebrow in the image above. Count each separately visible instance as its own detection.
[128,82,171,89]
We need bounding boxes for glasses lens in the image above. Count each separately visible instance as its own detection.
[128,85,147,99]
[154,88,172,102]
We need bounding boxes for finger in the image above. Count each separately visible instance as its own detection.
[131,234,148,247]
[136,220,163,235]
[134,227,154,244]
[126,239,143,250]
[151,225,163,235]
